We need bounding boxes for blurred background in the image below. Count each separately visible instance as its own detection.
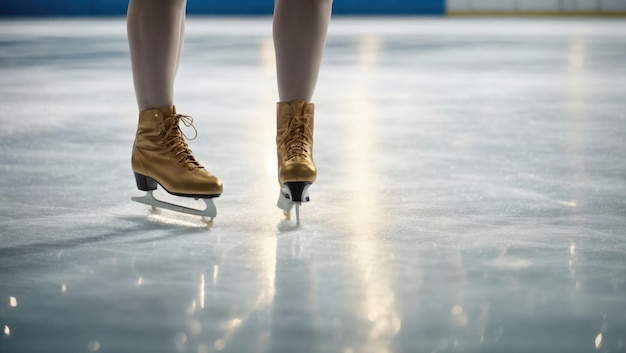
[0,0,625,16]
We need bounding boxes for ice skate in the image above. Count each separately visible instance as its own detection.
[275,100,316,224]
[131,106,222,224]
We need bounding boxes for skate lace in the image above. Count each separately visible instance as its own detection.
[280,115,313,162]
[161,114,203,171]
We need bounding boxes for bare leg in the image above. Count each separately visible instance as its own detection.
[273,0,333,102]
[127,0,187,110]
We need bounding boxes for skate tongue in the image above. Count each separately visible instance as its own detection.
[283,117,312,160]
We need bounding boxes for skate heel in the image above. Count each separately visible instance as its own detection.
[285,182,311,203]
[277,182,311,224]
[134,172,158,191]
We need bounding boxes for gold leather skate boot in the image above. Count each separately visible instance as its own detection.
[131,105,222,197]
[276,99,317,186]
[276,100,316,222]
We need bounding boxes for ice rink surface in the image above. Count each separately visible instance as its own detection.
[0,16,625,353]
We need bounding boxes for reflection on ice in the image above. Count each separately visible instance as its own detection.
[212,264,219,286]
[174,332,187,347]
[199,273,205,309]
[87,340,100,351]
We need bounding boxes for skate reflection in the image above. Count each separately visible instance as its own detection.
[267,232,317,353]
[178,225,277,353]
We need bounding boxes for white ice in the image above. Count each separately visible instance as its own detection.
[0,17,625,353]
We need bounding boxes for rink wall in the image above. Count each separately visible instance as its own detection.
[0,0,624,16]
[0,0,445,16]
[447,0,626,15]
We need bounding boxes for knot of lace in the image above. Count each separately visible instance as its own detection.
[280,115,313,162]
[161,114,203,171]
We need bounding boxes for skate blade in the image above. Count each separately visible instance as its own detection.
[276,183,310,224]
[132,190,217,224]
